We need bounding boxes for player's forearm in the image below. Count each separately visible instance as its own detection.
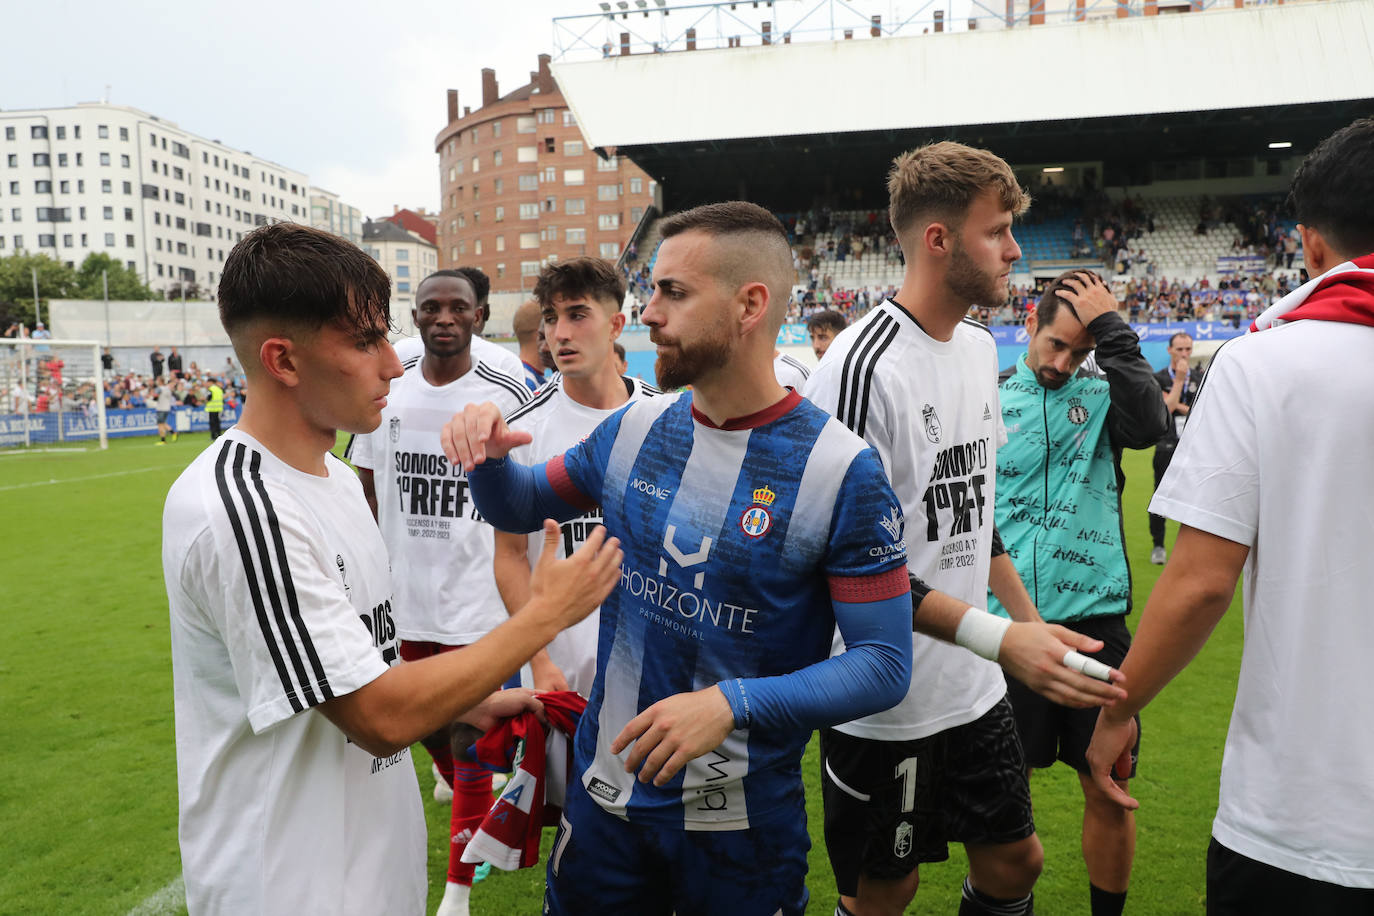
[493,532,534,616]
[469,457,582,533]
[716,592,912,732]
[911,588,983,642]
[988,553,1040,623]
[1103,527,1245,722]
[320,603,565,756]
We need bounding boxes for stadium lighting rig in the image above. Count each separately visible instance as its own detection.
[1268,141,1293,149]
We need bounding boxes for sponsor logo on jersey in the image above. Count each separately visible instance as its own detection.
[879,505,903,542]
[894,821,913,858]
[630,476,672,500]
[336,554,350,596]
[388,416,401,442]
[1066,397,1090,425]
[983,403,993,421]
[659,525,712,589]
[739,485,775,538]
[922,404,942,443]
[586,777,622,804]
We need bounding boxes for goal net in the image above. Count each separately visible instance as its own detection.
[0,338,107,450]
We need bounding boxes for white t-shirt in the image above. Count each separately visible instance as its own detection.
[393,334,524,381]
[504,375,658,695]
[804,302,1008,740]
[773,352,811,391]
[164,428,426,916]
[349,360,530,644]
[1151,320,1374,888]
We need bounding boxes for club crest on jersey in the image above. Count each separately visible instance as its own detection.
[1066,397,1090,426]
[922,404,942,443]
[894,821,913,858]
[740,485,776,538]
[388,416,401,442]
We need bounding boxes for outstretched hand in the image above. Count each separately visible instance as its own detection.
[999,621,1127,708]
[439,401,533,472]
[529,519,622,631]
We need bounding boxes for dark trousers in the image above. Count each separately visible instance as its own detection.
[1207,837,1374,915]
[1149,447,1174,548]
[208,410,222,440]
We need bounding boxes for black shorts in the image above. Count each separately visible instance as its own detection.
[1004,614,1139,777]
[820,697,1034,895]
[1206,837,1374,915]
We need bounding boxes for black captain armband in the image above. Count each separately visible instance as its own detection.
[909,573,932,609]
[990,525,1006,558]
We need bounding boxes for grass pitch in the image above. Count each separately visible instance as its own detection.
[0,436,1239,914]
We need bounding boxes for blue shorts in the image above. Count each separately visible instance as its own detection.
[544,775,810,916]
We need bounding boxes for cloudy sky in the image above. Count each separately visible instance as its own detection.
[1,1,945,219]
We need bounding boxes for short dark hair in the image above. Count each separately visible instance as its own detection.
[452,266,492,321]
[1288,117,1374,258]
[533,257,626,313]
[659,200,787,242]
[806,309,847,336]
[1168,331,1192,347]
[218,223,392,340]
[1034,269,1104,328]
[613,341,626,361]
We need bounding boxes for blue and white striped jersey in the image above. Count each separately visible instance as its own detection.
[544,389,909,830]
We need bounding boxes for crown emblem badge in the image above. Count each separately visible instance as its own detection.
[740,485,776,538]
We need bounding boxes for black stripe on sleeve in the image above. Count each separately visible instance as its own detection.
[476,363,533,406]
[780,353,811,379]
[214,443,304,713]
[249,451,333,701]
[505,382,560,425]
[853,321,899,440]
[837,312,897,437]
[229,447,323,709]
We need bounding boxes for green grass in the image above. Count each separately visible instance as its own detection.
[0,438,1239,914]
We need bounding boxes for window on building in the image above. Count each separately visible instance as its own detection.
[597,184,618,201]
[33,153,50,166]
[98,152,110,166]
[9,208,20,221]
[124,207,133,220]
[396,265,410,277]
[541,166,556,183]
[599,242,620,258]
[495,206,505,222]
[519,202,539,220]
[62,234,73,247]
[521,260,540,277]
[564,169,584,186]
[519,232,538,249]
[31,125,47,139]
[59,180,69,193]
[493,149,504,167]
[474,239,483,255]
[544,137,555,154]
[495,236,505,252]
[518,174,538,191]
[630,177,644,194]
[35,180,51,193]
[517,116,536,134]
[120,127,129,141]
[101,179,112,193]
[8,182,18,195]
[471,156,480,173]
[598,213,621,230]
[566,228,587,244]
[493,178,503,194]
[597,155,618,171]
[565,140,584,157]
[541,225,557,242]
[126,234,135,248]
[75,153,83,166]
[104,232,116,246]
[3,126,13,140]
[562,110,577,127]
[397,281,410,292]
[492,120,503,138]
[517,146,538,164]
[565,198,585,215]
[395,249,409,260]
[5,154,15,167]
[631,206,644,223]
[57,153,69,167]
[103,206,114,220]
[38,233,56,248]
[537,108,556,124]
[97,125,109,139]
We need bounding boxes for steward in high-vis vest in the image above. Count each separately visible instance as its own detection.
[990,269,1167,916]
[206,379,225,441]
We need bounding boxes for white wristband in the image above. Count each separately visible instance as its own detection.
[1062,650,1114,682]
[954,607,1011,661]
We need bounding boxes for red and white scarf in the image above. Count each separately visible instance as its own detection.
[1249,253,1374,332]
[460,691,585,871]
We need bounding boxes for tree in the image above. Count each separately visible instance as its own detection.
[75,253,157,301]
[0,252,79,329]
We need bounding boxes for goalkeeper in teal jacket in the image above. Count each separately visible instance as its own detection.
[991,270,1167,916]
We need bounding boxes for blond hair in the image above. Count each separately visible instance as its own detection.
[887,141,1029,240]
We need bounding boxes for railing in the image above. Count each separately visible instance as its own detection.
[553,0,1324,60]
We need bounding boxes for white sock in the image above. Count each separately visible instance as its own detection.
[435,880,471,916]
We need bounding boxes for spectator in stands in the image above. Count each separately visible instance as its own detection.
[167,347,184,377]
[150,346,164,378]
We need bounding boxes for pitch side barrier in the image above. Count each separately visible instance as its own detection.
[0,405,239,448]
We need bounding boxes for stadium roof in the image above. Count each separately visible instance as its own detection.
[553,1,1374,208]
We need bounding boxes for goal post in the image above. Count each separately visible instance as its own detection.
[0,338,107,450]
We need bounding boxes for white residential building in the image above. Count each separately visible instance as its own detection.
[362,220,438,337]
[0,102,310,296]
[310,187,364,246]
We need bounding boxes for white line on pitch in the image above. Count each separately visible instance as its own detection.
[0,463,184,492]
[125,875,185,916]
